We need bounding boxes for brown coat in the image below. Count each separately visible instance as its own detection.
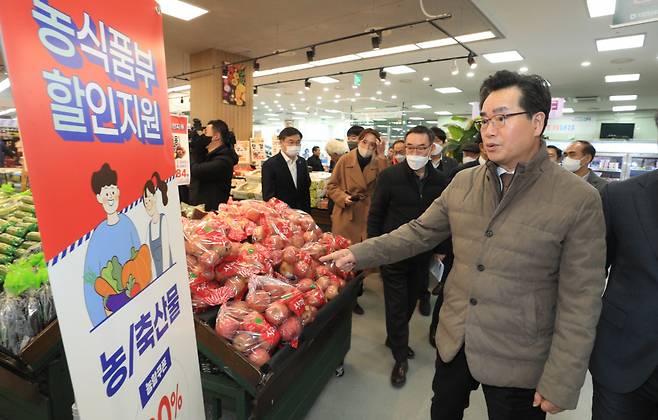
[326,149,388,245]
[350,143,606,410]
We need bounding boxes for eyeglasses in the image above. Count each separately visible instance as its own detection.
[405,145,431,152]
[474,111,530,131]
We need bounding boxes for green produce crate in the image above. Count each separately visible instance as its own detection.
[196,274,362,420]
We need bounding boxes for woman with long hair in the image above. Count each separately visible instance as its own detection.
[143,172,171,277]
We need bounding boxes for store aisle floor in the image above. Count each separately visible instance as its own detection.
[305,273,594,420]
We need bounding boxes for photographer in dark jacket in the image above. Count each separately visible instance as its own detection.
[189,119,239,211]
[367,126,448,388]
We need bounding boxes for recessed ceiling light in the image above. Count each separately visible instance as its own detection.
[357,44,420,58]
[316,96,322,100]
[260,101,266,105]
[316,101,322,105]
[300,98,306,102]
[613,105,637,112]
[333,99,339,103]
[253,106,258,110]
[581,61,591,67]
[167,84,191,93]
[156,0,208,21]
[605,73,640,83]
[596,34,645,52]
[609,95,638,101]
[364,107,376,110]
[264,113,278,116]
[376,91,382,95]
[422,77,430,82]
[370,96,377,100]
[383,65,416,74]
[483,50,524,63]
[409,117,425,121]
[334,94,341,98]
[323,87,329,92]
[267,118,280,121]
[350,98,356,102]
[562,107,575,113]
[586,0,616,18]
[355,92,361,97]
[310,76,340,84]
[435,87,463,94]
[384,81,391,86]
[519,66,528,73]
[326,109,342,113]
[273,100,279,103]
[434,111,452,116]
[275,93,281,97]
[297,90,304,95]
[466,71,475,78]
[412,104,432,109]
[391,95,397,99]
[292,111,308,115]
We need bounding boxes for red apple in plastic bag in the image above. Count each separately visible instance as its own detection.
[251,226,266,242]
[246,290,271,312]
[325,284,339,301]
[289,234,305,248]
[264,301,290,326]
[278,261,295,279]
[232,332,258,353]
[300,305,318,326]
[269,249,283,266]
[263,235,286,250]
[215,313,240,340]
[282,246,298,264]
[225,276,247,297]
[293,261,312,279]
[296,278,315,293]
[248,348,271,367]
[298,216,315,232]
[304,288,326,308]
[303,231,317,244]
[279,316,302,342]
[245,207,262,223]
[315,276,331,291]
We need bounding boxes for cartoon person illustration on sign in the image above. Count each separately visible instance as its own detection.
[83,163,152,327]
[143,172,172,277]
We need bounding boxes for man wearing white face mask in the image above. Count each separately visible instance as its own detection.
[262,127,312,212]
[367,126,448,387]
[563,140,607,194]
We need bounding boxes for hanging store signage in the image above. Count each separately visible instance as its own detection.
[222,64,247,106]
[172,115,190,185]
[612,0,658,27]
[549,98,565,118]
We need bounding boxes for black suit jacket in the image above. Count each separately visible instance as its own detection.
[589,169,658,393]
[261,153,311,213]
[307,155,324,172]
[434,155,458,176]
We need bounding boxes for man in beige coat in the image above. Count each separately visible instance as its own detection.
[322,70,606,419]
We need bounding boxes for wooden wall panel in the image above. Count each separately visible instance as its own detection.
[190,49,253,143]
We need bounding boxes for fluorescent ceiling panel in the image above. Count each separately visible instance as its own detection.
[434,111,452,115]
[586,0,615,18]
[157,0,208,21]
[483,50,524,63]
[383,65,416,74]
[311,54,361,66]
[605,73,640,82]
[596,34,645,52]
[416,38,457,49]
[612,105,637,112]
[356,44,419,58]
[412,104,431,109]
[562,107,575,113]
[455,31,496,43]
[0,78,10,93]
[609,95,637,101]
[0,108,16,116]
[309,76,340,84]
[435,87,463,94]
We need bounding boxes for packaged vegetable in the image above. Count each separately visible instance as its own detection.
[18,204,35,215]
[19,241,38,250]
[26,232,41,242]
[0,243,16,256]
[5,226,27,238]
[13,210,33,220]
[15,222,37,233]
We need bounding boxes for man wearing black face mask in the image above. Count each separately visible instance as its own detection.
[346,125,364,150]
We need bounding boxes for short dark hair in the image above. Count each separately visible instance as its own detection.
[209,119,236,148]
[347,125,364,138]
[576,141,596,160]
[357,128,381,142]
[91,163,117,194]
[547,145,562,159]
[430,126,447,141]
[392,139,405,149]
[480,70,552,135]
[278,127,303,141]
[405,125,434,145]
[312,146,320,153]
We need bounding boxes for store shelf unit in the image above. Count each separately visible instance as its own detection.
[0,321,74,420]
[195,274,363,420]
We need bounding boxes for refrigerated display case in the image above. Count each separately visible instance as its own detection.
[628,155,658,178]
[590,154,625,182]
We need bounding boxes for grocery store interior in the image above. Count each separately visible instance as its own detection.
[0,0,657,419]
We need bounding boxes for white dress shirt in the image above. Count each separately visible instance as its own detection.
[281,151,298,188]
[496,165,515,191]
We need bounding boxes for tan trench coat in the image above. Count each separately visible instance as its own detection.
[350,144,606,410]
[326,149,389,245]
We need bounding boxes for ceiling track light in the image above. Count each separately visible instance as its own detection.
[253,86,258,95]
[253,60,260,71]
[450,60,459,76]
[306,46,316,62]
[180,97,184,104]
[304,79,311,90]
[467,53,477,70]
[379,68,387,81]
[371,32,382,50]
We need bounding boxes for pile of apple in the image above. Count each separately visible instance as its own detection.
[183,198,353,368]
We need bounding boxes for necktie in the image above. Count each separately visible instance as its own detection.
[500,173,513,196]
